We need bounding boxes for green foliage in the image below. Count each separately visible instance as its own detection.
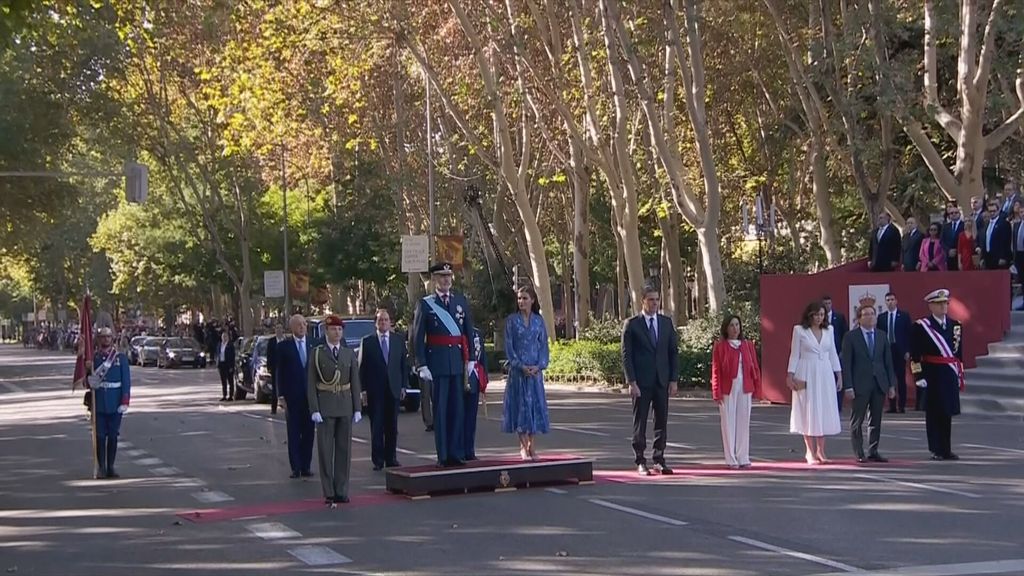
[545,339,713,389]
[577,315,625,344]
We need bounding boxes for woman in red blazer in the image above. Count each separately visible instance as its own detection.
[711,316,763,468]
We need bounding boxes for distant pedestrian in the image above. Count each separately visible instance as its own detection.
[502,286,550,461]
[711,315,762,469]
[216,331,236,402]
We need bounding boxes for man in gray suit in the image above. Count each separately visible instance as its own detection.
[841,303,897,463]
[308,315,362,506]
[358,308,409,471]
[622,287,679,476]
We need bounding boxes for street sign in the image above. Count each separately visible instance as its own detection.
[264,270,285,298]
[401,235,430,273]
[125,162,149,204]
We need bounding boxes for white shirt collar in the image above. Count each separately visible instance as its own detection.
[377,330,389,339]
[642,312,658,321]
[932,315,947,327]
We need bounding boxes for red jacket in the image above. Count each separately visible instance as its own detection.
[711,339,762,402]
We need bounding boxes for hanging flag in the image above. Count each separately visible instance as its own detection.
[72,293,93,392]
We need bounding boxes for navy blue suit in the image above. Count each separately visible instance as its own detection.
[358,331,409,468]
[413,291,474,465]
[879,309,912,411]
[275,336,315,475]
[463,328,487,460]
[941,220,964,271]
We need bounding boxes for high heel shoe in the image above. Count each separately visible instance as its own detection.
[520,448,530,461]
[528,447,538,461]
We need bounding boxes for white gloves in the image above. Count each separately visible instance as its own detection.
[418,366,433,382]
[117,405,128,414]
[353,411,362,424]
[311,411,323,424]
[466,361,477,379]
[915,379,927,389]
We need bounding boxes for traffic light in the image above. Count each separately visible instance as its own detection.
[125,162,148,204]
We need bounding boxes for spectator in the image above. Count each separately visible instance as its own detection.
[869,212,902,272]
[980,200,1012,270]
[941,205,964,270]
[919,223,947,271]
[957,216,979,271]
[1001,180,1021,219]
[1012,201,1024,311]
[902,217,923,272]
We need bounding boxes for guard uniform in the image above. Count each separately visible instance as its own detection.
[91,344,131,478]
[910,289,963,460]
[413,262,474,466]
[307,321,361,504]
[463,328,488,461]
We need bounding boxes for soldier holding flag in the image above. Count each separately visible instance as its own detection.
[88,327,132,478]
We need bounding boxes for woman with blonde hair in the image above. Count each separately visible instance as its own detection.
[958,216,979,271]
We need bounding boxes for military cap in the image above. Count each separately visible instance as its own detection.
[96,327,114,337]
[429,262,455,275]
[924,288,950,303]
[324,314,344,327]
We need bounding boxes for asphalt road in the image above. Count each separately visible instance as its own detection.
[2,344,1023,576]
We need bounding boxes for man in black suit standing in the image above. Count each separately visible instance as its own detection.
[980,200,1012,270]
[822,295,849,414]
[1000,180,1021,219]
[841,304,897,463]
[941,206,965,271]
[358,307,409,471]
[869,213,902,272]
[216,331,236,402]
[622,287,679,476]
[266,323,284,415]
[902,217,923,272]
[276,314,315,479]
[879,292,912,413]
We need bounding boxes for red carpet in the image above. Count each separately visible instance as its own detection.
[595,459,917,484]
[179,492,404,524]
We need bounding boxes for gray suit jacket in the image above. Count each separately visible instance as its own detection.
[841,327,896,395]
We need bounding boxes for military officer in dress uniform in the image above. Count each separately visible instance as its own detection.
[910,289,963,461]
[413,262,475,467]
[463,327,488,461]
[90,327,131,479]
[307,315,362,506]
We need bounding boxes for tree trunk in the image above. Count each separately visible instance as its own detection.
[569,138,592,332]
[615,227,627,320]
[811,135,841,266]
[561,236,574,340]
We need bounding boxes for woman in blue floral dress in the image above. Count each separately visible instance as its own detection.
[502,286,551,460]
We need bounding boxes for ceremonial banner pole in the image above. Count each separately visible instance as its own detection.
[72,293,95,477]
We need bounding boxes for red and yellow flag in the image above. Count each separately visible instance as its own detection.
[72,293,93,392]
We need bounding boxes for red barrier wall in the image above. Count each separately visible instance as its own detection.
[759,262,1011,405]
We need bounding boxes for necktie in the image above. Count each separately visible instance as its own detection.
[298,341,307,366]
[648,317,657,344]
[442,295,449,308]
[1017,223,1024,252]
[987,222,994,251]
[867,331,875,356]
[381,335,389,364]
[332,346,338,359]
[889,313,895,342]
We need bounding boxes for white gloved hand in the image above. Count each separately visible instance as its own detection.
[466,361,477,379]
[915,379,927,389]
[117,405,128,414]
[418,366,433,382]
[311,411,323,424]
[352,411,362,424]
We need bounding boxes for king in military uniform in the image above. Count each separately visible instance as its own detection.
[307,315,362,506]
[910,289,964,461]
[89,327,131,479]
[413,262,475,467]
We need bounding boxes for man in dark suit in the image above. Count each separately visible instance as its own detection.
[941,207,965,271]
[622,287,679,476]
[1000,180,1021,219]
[358,307,408,471]
[822,295,849,413]
[266,323,284,415]
[216,331,236,401]
[275,314,315,478]
[902,217,924,272]
[980,200,1012,270]
[841,304,897,463]
[1013,204,1024,311]
[868,213,902,272]
[879,293,912,414]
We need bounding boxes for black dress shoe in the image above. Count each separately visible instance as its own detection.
[300,470,314,477]
[106,469,120,478]
[385,461,401,468]
[447,459,466,467]
[930,453,944,461]
[464,455,477,461]
[289,471,301,479]
[856,455,867,463]
[945,452,960,460]
[372,464,384,472]
[637,463,651,476]
[867,454,889,463]
[270,409,277,415]
[898,409,906,414]
[94,470,108,480]
[335,496,349,503]
[653,462,674,475]
[425,425,434,432]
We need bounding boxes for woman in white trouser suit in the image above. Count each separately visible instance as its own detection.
[711,316,763,468]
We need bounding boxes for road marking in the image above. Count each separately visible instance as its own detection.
[810,558,1024,576]
[150,467,182,476]
[124,449,147,457]
[855,473,980,499]
[246,522,301,540]
[666,441,696,450]
[119,441,134,448]
[728,535,861,573]
[288,545,352,566]
[550,425,610,437]
[545,487,568,494]
[0,381,26,393]
[351,436,434,461]
[586,498,688,526]
[964,443,1024,455]
[192,491,234,503]
[133,458,163,466]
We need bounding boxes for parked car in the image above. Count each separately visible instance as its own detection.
[249,335,276,403]
[157,337,207,369]
[137,337,165,367]
[233,336,256,401]
[306,316,377,354]
[128,336,147,365]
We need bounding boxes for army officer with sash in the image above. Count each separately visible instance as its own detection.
[308,315,362,506]
[413,262,476,467]
[910,289,964,461]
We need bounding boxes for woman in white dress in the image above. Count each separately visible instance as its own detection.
[787,301,843,464]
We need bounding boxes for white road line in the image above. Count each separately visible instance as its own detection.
[119,441,134,448]
[246,522,301,540]
[288,545,352,566]
[810,558,1024,576]
[124,449,147,457]
[551,425,610,437]
[133,457,163,466]
[545,487,568,494]
[586,499,688,526]
[0,381,26,393]
[666,441,696,450]
[149,467,181,476]
[728,535,861,573]
[192,491,234,503]
[855,473,980,499]
[964,443,1024,455]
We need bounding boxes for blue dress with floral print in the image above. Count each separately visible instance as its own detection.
[501,312,551,434]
